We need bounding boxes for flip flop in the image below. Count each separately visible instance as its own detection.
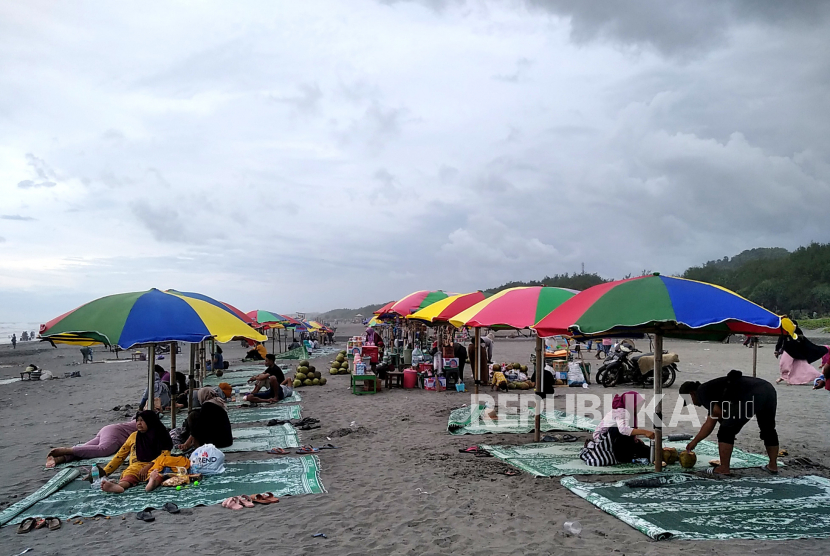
[162,502,180,514]
[319,444,340,450]
[459,446,479,453]
[296,446,320,454]
[34,518,48,530]
[261,492,279,504]
[542,435,562,442]
[221,497,243,510]
[251,494,271,504]
[474,449,492,457]
[500,470,520,476]
[267,447,289,455]
[16,517,36,534]
[48,517,62,531]
[761,464,779,475]
[703,467,731,478]
[135,511,155,522]
[561,434,578,442]
[237,495,255,508]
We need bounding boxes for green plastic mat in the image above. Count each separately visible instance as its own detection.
[0,468,80,526]
[480,440,772,477]
[561,474,830,540]
[274,346,310,360]
[448,405,598,435]
[6,457,325,525]
[163,404,302,426]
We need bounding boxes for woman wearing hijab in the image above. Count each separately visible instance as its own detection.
[180,388,233,450]
[138,367,172,411]
[580,391,654,466]
[100,411,173,493]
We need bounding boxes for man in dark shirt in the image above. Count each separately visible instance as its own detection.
[245,354,288,403]
[529,367,555,395]
[680,370,778,476]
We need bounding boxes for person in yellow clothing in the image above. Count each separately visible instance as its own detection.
[244,342,268,361]
[145,453,191,492]
[100,411,173,494]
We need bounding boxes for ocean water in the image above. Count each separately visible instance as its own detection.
[0,322,43,345]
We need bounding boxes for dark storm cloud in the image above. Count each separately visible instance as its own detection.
[525,0,830,57]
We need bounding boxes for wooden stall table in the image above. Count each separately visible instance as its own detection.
[351,373,378,395]
[385,370,404,389]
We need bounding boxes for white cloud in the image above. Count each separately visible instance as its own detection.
[0,0,828,321]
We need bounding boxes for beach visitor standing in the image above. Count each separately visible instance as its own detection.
[11,333,16,349]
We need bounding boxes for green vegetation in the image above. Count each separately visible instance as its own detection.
[319,242,830,319]
[317,302,392,321]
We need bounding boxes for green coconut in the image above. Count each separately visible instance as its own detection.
[293,379,302,388]
[297,365,309,374]
[679,451,697,469]
[330,368,339,374]
[520,365,528,373]
[340,361,350,369]
[507,382,517,390]
[512,362,521,370]
[303,379,313,386]
[314,371,322,379]
[309,365,316,373]
[312,378,320,385]
[299,359,310,368]
[339,350,347,356]
[335,355,345,363]
[319,377,327,385]
[296,373,307,381]
[662,447,679,465]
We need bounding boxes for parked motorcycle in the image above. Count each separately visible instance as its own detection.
[595,344,678,388]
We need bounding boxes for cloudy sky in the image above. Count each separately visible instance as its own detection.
[2,0,829,321]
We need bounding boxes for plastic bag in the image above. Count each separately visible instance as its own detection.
[189,444,225,475]
[567,362,585,387]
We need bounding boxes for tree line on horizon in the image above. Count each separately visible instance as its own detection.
[317,243,830,320]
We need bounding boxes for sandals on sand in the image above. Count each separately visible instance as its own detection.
[459,446,479,453]
[19,517,61,532]
[221,497,244,510]
[135,511,155,522]
[237,495,255,508]
[296,446,320,454]
[267,447,290,455]
[162,502,180,514]
[17,518,36,534]
[252,492,279,504]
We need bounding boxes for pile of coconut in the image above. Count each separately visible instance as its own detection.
[329,351,351,375]
[293,359,327,387]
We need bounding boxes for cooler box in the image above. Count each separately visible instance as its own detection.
[363,345,379,363]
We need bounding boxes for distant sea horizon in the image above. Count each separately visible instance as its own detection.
[0,322,44,344]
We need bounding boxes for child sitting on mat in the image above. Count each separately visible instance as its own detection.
[100,411,173,493]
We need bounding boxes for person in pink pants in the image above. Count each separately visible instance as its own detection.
[45,421,138,467]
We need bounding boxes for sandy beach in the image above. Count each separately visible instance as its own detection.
[2,323,830,555]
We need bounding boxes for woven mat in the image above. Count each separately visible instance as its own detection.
[448,405,597,435]
[481,440,772,477]
[6,457,325,525]
[562,473,830,540]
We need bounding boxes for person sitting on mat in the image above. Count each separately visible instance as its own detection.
[244,342,267,361]
[46,419,138,468]
[680,370,779,476]
[580,391,653,466]
[99,411,173,493]
[138,365,172,411]
[178,388,233,450]
[243,354,288,403]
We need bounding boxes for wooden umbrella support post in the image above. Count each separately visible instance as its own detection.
[534,333,543,442]
[147,344,156,413]
[752,336,758,378]
[653,332,664,473]
[188,344,195,413]
[474,327,481,396]
[170,342,177,429]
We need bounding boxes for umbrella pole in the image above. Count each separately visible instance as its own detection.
[534,334,543,442]
[752,337,758,377]
[271,328,275,354]
[474,327,481,396]
[653,333,664,472]
[147,344,156,413]
[188,344,195,413]
[170,342,177,429]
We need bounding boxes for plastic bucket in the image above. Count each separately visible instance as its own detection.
[403,368,418,389]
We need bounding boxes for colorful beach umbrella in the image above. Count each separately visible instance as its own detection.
[373,301,396,316]
[407,291,487,324]
[448,286,578,330]
[388,290,452,317]
[40,288,267,349]
[532,274,792,340]
[166,290,255,325]
[532,273,795,473]
[246,310,288,329]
